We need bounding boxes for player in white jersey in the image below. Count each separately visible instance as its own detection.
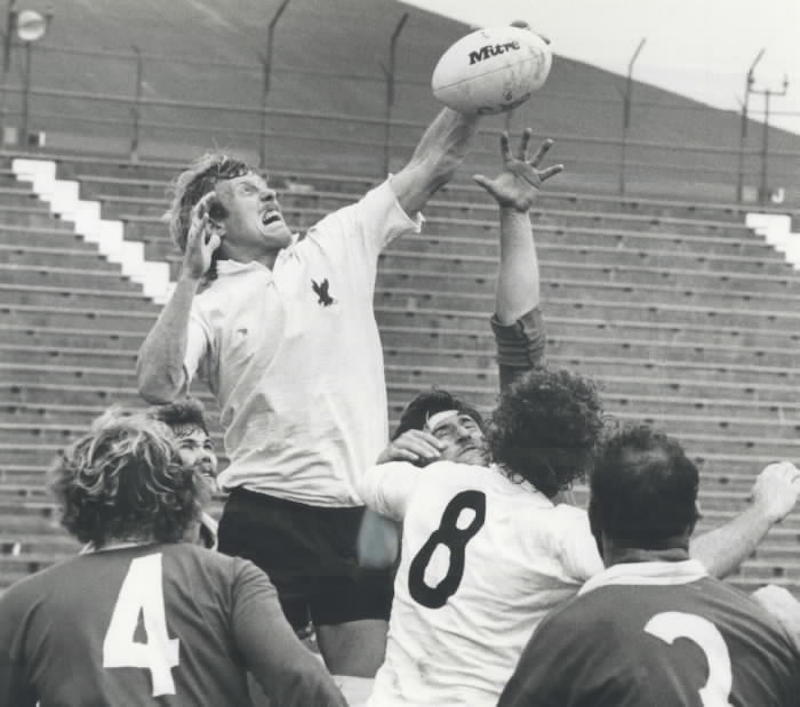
[499,426,800,706]
[136,107,481,676]
[361,368,605,706]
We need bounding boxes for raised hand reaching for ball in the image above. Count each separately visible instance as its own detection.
[473,129,563,212]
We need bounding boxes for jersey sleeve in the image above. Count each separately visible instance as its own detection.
[357,461,423,521]
[182,309,212,388]
[0,587,38,707]
[551,506,604,581]
[230,560,346,707]
[491,307,547,391]
[304,180,423,288]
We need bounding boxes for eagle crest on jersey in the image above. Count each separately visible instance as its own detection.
[312,278,335,307]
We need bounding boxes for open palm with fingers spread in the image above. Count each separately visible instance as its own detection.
[473,129,563,212]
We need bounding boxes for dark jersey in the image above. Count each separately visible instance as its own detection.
[0,543,345,707]
[499,561,800,707]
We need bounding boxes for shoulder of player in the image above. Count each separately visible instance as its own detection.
[298,179,405,243]
[697,576,800,643]
[533,585,659,664]
[414,460,494,489]
[518,590,632,681]
[0,554,85,613]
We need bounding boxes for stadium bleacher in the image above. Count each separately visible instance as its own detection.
[1,150,800,594]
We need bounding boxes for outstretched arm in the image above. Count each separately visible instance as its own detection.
[389,107,480,216]
[136,193,222,403]
[474,130,562,325]
[690,461,800,578]
[475,130,562,392]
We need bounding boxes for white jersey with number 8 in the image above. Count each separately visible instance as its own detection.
[359,460,603,706]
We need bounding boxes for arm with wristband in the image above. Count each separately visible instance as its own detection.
[473,130,562,391]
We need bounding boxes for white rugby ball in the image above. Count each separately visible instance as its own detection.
[432,26,552,115]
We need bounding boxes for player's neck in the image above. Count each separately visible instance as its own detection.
[92,537,160,553]
[220,242,280,270]
[602,535,691,567]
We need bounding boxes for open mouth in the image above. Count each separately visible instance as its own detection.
[261,210,282,226]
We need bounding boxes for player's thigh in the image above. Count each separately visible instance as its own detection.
[309,506,394,675]
[217,488,313,630]
[316,619,388,677]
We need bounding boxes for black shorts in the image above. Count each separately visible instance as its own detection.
[218,488,394,630]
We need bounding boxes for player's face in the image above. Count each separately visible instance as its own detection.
[174,426,218,488]
[214,172,292,253]
[426,411,487,466]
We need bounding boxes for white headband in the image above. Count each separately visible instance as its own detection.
[424,409,459,433]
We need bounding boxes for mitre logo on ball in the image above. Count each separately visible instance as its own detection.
[432,26,553,115]
[468,40,521,65]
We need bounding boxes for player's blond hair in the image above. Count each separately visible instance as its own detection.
[164,153,250,253]
[51,409,206,548]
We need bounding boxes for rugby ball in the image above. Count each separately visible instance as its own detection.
[432,26,552,115]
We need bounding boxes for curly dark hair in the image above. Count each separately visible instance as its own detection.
[589,425,700,549]
[150,396,209,436]
[488,367,604,498]
[50,410,206,548]
[393,388,487,441]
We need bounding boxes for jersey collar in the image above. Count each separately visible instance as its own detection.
[578,559,708,596]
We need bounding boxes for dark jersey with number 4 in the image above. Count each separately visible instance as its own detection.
[499,560,800,707]
[0,543,345,707]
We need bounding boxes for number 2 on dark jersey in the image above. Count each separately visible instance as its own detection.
[408,490,486,609]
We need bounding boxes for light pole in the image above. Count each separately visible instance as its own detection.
[10,5,52,147]
[750,75,789,204]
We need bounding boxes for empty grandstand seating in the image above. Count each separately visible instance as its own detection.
[1,152,800,594]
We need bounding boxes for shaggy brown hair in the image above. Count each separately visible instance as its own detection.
[50,410,205,548]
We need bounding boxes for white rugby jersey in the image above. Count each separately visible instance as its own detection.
[183,181,422,507]
[359,460,603,706]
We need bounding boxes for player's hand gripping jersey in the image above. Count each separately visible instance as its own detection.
[359,460,603,706]
[499,560,800,707]
[0,543,345,706]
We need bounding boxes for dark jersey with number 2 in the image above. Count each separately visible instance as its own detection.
[0,542,345,707]
[499,560,800,707]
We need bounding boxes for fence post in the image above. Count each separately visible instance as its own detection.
[735,49,764,202]
[619,38,645,196]
[750,75,789,204]
[380,13,408,177]
[129,45,143,162]
[0,0,18,134]
[259,0,291,168]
